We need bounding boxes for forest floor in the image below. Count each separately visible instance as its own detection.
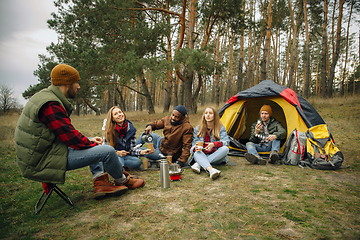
[0,96,359,239]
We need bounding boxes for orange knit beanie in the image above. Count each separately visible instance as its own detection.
[51,64,80,86]
[260,104,272,116]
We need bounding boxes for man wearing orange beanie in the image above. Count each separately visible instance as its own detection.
[245,104,286,165]
[15,64,145,201]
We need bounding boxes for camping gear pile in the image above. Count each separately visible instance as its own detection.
[219,80,344,170]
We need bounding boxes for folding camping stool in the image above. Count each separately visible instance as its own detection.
[35,183,74,214]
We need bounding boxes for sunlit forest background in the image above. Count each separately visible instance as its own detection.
[18,0,360,115]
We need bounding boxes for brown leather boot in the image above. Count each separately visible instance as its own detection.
[116,171,145,190]
[123,169,139,179]
[93,174,128,200]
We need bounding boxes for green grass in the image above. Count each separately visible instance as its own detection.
[1,97,360,239]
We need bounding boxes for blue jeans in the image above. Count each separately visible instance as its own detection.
[246,140,281,156]
[67,144,123,179]
[136,132,165,160]
[193,146,229,170]
[118,155,142,169]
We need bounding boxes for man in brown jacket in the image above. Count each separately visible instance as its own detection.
[137,105,193,167]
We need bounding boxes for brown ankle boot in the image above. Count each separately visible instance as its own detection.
[123,169,139,179]
[116,171,145,190]
[93,174,128,200]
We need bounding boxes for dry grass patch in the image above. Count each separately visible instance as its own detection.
[1,98,359,239]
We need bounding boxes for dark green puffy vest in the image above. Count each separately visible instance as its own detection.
[14,85,73,184]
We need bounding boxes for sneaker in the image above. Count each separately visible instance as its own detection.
[191,162,201,174]
[209,168,221,180]
[269,150,279,164]
[245,153,266,165]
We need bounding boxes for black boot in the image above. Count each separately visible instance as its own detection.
[245,153,266,165]
[269,150,279,164]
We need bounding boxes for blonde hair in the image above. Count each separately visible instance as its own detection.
[197,107,222,140]
[105,106,127,148]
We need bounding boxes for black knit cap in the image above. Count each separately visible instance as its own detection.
[173,105,187,116]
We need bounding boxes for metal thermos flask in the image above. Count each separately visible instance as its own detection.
[159,159,170,188]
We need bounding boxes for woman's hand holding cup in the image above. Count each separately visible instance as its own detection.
[196,141,203,152]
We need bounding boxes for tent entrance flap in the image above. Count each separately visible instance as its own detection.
[223,97,288,154]
[227,103,246,140]
[228,98,287,142]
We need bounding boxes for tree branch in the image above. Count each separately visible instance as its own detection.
[176,70,185,82]
[109,6,182,18]
[120,85,146,96]
[202,4,222,49]
[82,97,100,115]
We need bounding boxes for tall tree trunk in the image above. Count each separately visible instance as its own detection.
[175,0,198,113]
[237,38,244,91]
[173,76,179,107]
[163,77,172,113]
[272,28,279,83]
[106,88,112,112]
[136,77,143,111]
[139,70,155,114]
[188,0,197,50]
[163,0,173,112]
[303,0,311,97]
[260,56,266,81]
[112,76,117,108]
[192,74,202,112]
[201,79,206,106]
[287,0,302,89]
[186,0,199,113]
[341,0,354,96]
[282,28,291,85]
[183,71,194,113]
[246,0,254,88]
[116,85,126,111]
[254,38,262,85]
[315,50,321,96]
[211,32,217,103]
[227,29,234,100]
[179,80,184,105]
[174,0,186,108]
[219,25,227,102]
[328,0,344,98]
[260,0,273,81]
[214,29,221,106]
[150,73,156,105]
[237,0,246,92]
[330,0,337,63]
[321,0,328,97]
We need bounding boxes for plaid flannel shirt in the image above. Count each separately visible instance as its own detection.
[39,102,97,150]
